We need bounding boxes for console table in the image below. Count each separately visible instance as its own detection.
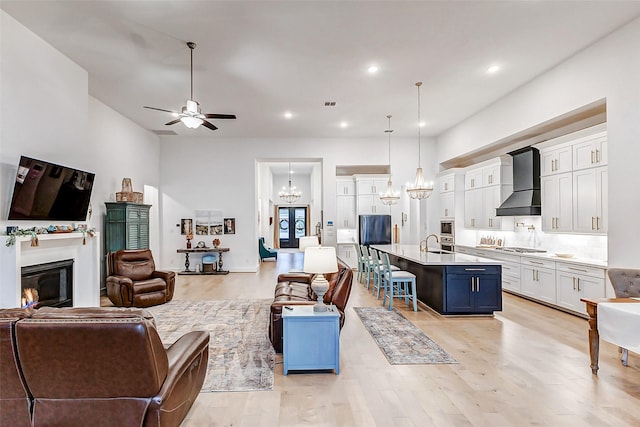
[581,297,640,374]
[176,247,230,275]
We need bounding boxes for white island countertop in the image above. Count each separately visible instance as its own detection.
[371,244,501,266]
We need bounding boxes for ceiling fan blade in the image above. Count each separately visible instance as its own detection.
[204,113,236,119]
[165,119,181,126]
[144,106,178,114]
[201,120,218,131]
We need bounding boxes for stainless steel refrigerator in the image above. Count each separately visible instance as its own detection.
[358,214,392,246]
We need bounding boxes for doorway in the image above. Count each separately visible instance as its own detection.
[278,206,308,248]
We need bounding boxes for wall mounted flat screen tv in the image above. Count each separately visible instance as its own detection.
[8,156,95,221]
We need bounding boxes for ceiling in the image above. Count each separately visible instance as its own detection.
[3,1,640,139]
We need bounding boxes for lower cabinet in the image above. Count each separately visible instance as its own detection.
[337,244,358,269]
[520,259,557,305]
[555,263,605,315]
[444,265,502,314]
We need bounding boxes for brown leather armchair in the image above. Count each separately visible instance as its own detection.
[107,249,175,307]
[0,308,35,427]
[13,307,209,427]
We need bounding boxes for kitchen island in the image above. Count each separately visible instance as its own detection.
[371,244,502,315]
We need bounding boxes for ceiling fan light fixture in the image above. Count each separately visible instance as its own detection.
[180,116,203,129]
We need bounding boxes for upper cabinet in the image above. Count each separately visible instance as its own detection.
[438,170,465,220]
[535,123,607,234]
[356,179,388,196]
[540,144,572,175]
[463,157,512,230]
[336,180,355,196]
[573,135,608,171]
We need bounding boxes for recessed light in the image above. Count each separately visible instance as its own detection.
[284,111,293,119]
[487,64,501,74]
[367,65,379,74]
[419,121,427,128]
[340,121,349,128]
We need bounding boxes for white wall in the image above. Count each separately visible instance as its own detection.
[0,12,161,291]
[159,136,438,272]
[436,16,640,268]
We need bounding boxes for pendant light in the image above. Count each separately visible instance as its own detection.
[279,163,302,204]
[406,81,433,200]
[379,115,400,206]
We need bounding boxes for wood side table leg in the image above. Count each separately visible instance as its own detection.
[218,252,224,271]
[585,302,599,375]
[183,252,191,272]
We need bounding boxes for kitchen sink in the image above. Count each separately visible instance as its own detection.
[428,250,448,254]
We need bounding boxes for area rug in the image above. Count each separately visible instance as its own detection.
[147,299,275,392]
[353,307,458,365]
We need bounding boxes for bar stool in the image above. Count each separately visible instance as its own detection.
[380,252,417,311]
[370,248,400,300]
[361,245,376,289]
[354,243,366,284]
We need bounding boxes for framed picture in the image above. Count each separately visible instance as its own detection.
[181,218,193,236]
[224,218,236,234]
[210,224,223,235]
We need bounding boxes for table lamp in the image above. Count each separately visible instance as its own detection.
[298,235,320,252]
[303,246,338,312]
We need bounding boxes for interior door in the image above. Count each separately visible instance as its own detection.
[278,207,307,248]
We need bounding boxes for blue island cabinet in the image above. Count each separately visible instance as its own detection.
[445,265,502,314]
[282,306,340,375]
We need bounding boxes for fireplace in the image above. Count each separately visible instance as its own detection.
[21,259,74,308]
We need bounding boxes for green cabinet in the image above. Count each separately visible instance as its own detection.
[104,202,151,253]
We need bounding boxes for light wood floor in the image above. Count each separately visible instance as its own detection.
[127,253,640,426]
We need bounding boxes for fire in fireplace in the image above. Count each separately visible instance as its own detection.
[21,259,73,308]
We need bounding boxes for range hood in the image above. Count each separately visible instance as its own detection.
[495,146,541,216]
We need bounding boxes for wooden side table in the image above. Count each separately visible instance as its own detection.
[282,305,340,375]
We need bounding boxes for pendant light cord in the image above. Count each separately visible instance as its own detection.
[416,82,422,168]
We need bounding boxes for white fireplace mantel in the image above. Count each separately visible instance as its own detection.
[0,232,101,308]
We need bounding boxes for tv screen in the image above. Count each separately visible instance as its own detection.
[8,156,95,221]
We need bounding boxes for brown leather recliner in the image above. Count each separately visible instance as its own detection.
[107,249,175,307]
[11,306,209,427]
[269,258,353,353]
[0,308,35,427]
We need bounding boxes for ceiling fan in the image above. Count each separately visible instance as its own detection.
[144,42,236,131]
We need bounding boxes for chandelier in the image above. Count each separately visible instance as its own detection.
[279,163,301,204]
[406,81,433,200]
[379,115,400,206]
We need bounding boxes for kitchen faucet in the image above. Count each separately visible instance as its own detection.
[420,234,440,252]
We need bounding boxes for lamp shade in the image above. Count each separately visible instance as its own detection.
[298,235,320,252]
[303,246,338,274]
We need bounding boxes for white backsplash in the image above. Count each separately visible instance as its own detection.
[454,217,607,261]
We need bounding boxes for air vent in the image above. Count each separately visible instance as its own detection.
[151,129,178,136]
[324,101,336,107]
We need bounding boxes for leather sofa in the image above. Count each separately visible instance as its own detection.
[106,249,176,307]
[269,258,353,353]
[0,306,209,427]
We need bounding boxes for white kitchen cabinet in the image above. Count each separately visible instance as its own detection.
[573,166,607,234]
[491,252,522,294]
[482,164,502,186]
[521,258,556,304]
[357,194,389,215]
[356,179,388,196]
[573,134,608,171]
[439,173,455,193]
[336,180,355,196]
[555,263,606,315]
[541,173,573,232]
[464,188,483,228]
[441,192,454,219]
[464,186,505,230]
[465,169,483,190]
[336,195,356,229]
[540,144,572,176]
[337,244,358,269]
